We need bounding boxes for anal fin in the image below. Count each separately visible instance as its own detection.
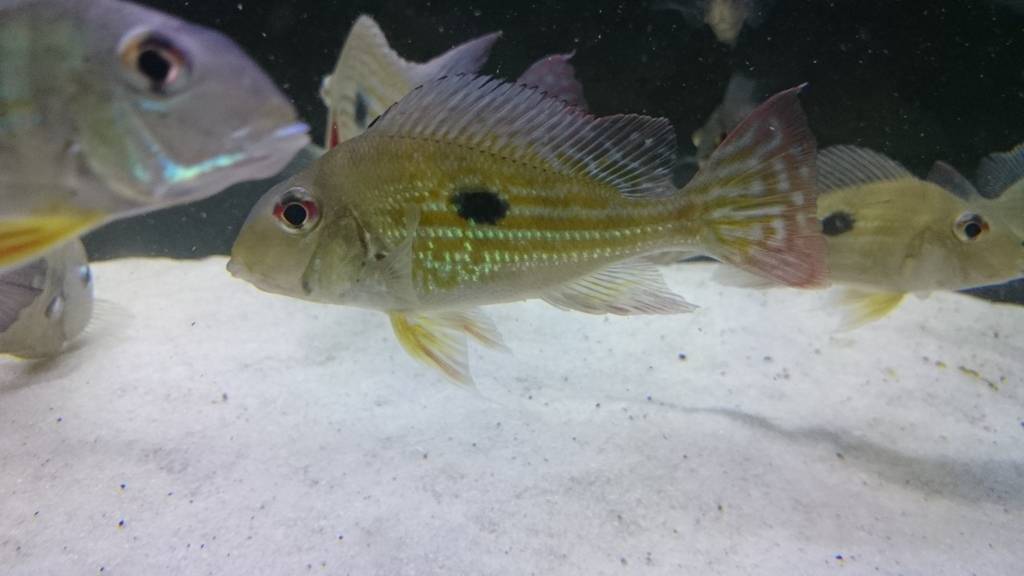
[542,258,696,315]
[834,288,905,330]
[389,308,506,386]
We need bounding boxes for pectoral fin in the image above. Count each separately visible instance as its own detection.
[0,213,103,271]
[389,308,506,386]
[834,288,905,330]
[542,258,696,315]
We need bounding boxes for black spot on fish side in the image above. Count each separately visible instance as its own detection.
[822,211,855,236]
[451,188,510,225]
[354,90,369,128]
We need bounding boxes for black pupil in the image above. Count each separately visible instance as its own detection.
[282,203,308,227]
[964,221,982,239]
[138,48,172,85]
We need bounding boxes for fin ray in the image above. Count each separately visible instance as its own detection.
[833,288,905,330]
[516,52,587,110]
[0,214,101,271]
[687,85,828,288]
[817,145,914,192]
[976,142,1024,198]
[368,75,678,197]
[389,308,505,385]
[542,258,696,315]
[926,160,978,200]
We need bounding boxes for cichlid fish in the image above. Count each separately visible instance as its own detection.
[814,146,1024,327]
[0,0,310,271]
[319,15,585,149]
[230,75,825,384]
[0,239,92,358]
[690,74,759,168]
[655,0,773,47]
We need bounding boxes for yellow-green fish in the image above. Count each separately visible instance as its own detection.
[815,145,1024,326]
[320,15,586,149]
[229,75,826,384]
[0,0,310,271]
[0,239,92,358]
[935,142,1024,239]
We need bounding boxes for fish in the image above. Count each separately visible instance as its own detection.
[814,146,1024,327]
[0,239,93,359]
[0,0,310,271]
[691,74,760,168]
[229,74,826,384]
[655,0,773,47]
[319,15,586,149]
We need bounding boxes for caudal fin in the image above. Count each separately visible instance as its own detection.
[685,85,828,288]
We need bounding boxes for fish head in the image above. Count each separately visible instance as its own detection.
[229,162,368,304]
[916,204,1024,289]
[946,208,1024,286]
[75,1,309,208]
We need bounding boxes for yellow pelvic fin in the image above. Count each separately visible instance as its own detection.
[542,258,696,315]
[389,308,506,386]
[0,213,103,271]
[834,288,906,330]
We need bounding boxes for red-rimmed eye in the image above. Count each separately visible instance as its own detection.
[273,188,320,233]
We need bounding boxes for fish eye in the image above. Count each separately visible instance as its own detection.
[78,265,92,286]
[273,188,321,233]
[953,213,988,242]
[118,30,191,94]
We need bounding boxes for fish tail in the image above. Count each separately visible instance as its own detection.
[683,84,828,288]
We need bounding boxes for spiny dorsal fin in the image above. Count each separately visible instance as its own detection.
[976,142,1024,198]
[368,74,678,197]
[927,160,979,201]
[817,145,914,192]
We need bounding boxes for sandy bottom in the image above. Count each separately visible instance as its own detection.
[1,257,1022,575]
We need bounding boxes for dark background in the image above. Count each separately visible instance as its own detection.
[83,0,1024,301]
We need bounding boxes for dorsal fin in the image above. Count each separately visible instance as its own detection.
[516,52,588,111]
[816,145,914,192]
[320,16,500,147]
[926,160,979,201]
[976,142,1024,198]
[367,75,678,197]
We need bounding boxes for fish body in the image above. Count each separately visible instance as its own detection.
[231,75,825,383]
[657,0,771,46]
[691,73,759,167]
[319,15,586,149]
[0,0,309,270]
[815,146,1024,326]
[0,239,92,358]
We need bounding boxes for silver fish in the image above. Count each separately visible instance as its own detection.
[0,239,92,358]
[0,0,310,271]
